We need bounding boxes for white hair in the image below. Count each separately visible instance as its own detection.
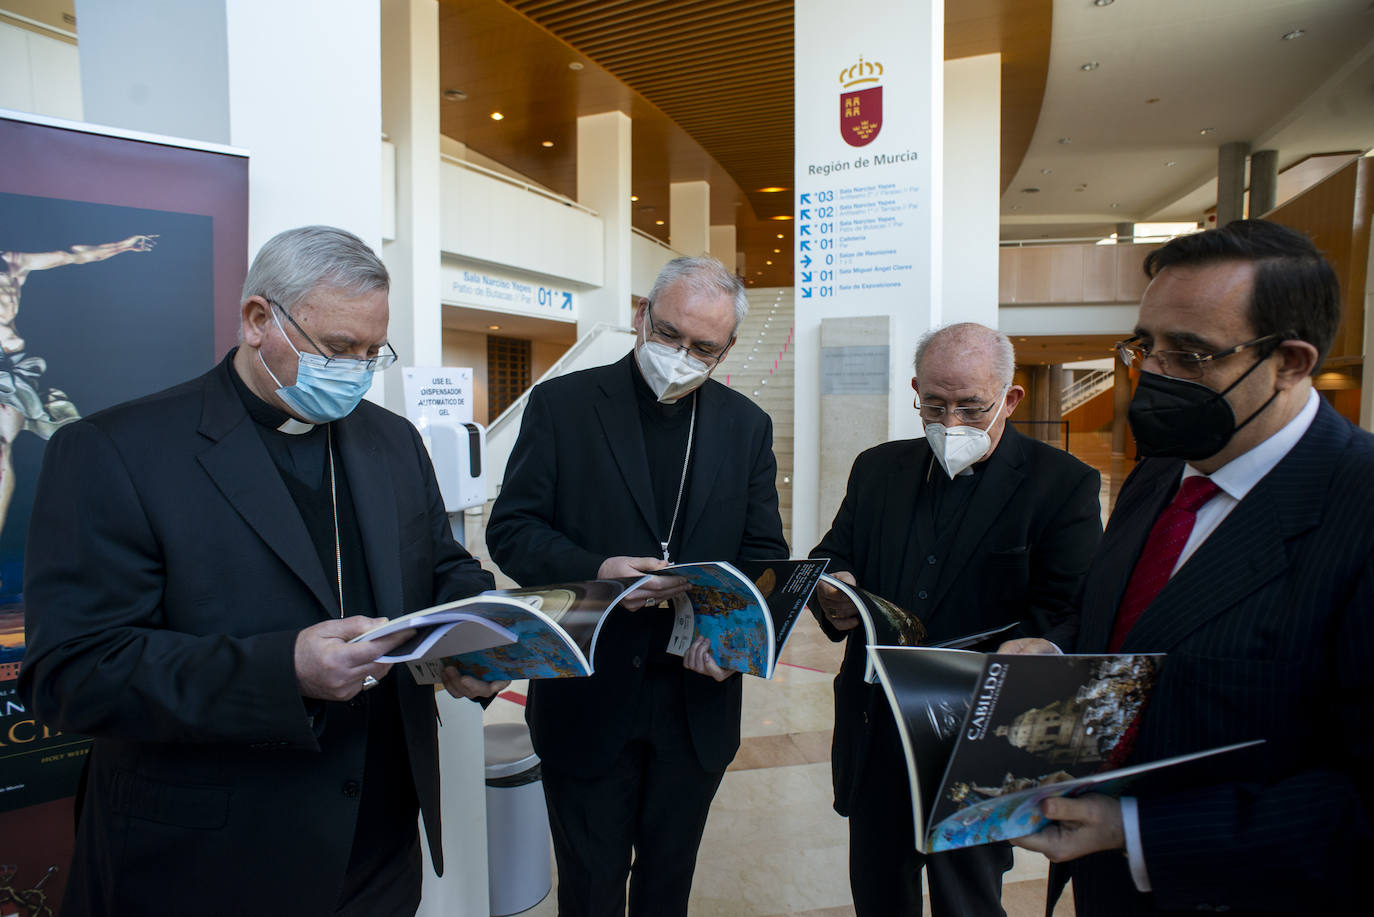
[648,255,748,329]
[241,225,388,313]
[913,322,1015,388]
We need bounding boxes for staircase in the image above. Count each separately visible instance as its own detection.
[721,287,795,548]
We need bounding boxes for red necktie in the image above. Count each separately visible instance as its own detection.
[1109,475,1221,652]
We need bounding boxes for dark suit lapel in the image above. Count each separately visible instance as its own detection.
[594,357,660,538]
[1078,462,1179,651]
[884,443,925,604]
[680,381,733,548]
[196,362,340,617]
[336,411,403,617]
[1121,402,1342,653]
[927,429,1028,617]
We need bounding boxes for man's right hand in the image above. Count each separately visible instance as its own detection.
[814,570,861,631]
[294,616,413,701]
[598,556,690,610]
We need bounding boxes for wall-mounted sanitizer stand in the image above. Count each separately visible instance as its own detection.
[426,419,487,547]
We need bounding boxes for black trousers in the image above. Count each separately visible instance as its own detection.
[846,704,1013,917]
[539,664,727,917]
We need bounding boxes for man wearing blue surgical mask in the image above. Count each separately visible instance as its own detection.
[809,322,1101,917]
[21,225,504,916]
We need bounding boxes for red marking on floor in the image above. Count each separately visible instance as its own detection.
[779,660,829,674]
[498,690,527,706]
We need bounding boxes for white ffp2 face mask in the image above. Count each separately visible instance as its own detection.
[924,390,1007,478]
[635,338,712,403]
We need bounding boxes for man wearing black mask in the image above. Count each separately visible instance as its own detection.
[1005,220,1374,916]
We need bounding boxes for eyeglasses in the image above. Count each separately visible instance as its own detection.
[643,301,730,365]
[914,392,1005,425]
[267,298,399,372]
[1114,333,1279,381]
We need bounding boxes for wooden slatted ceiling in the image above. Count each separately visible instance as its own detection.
[440,0,1050,287]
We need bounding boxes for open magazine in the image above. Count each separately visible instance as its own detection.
[868,646,1261,852]
[817,574,1018,682]
[352,559,827,683]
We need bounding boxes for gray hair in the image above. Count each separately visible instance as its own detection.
[648,255,748,331]
[913,322,1015,389]
[241,225,389,314]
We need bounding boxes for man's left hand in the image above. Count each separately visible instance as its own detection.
[440,666,511,700]
[683,635,735,682]
[1011,794,1125,862]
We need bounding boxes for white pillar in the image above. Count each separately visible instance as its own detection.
[577,111,633,334]
[380,0,443,414]
[943,53,1000,329]
[670,180,710,257]
[710,224,738,272]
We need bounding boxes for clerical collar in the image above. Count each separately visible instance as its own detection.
[227,347,319,435]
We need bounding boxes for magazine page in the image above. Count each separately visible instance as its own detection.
[734,558,829,671]
[660,562,774,677]
[868,646,989,852]
[819,575,928,683]
[925,739,1262,851]
[408,580,636,683]
[923,652,1164,850]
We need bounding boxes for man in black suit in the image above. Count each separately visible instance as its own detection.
[486,256,787,916]
[810,322,1102,916]
[1011,220,1374,915]
[20,226,503,916]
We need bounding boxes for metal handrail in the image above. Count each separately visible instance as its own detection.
[1062,368,1115,412]
[486,321,633,435]
[632,227,678,252]
[440,154,600,217]
[998,233,1190,247]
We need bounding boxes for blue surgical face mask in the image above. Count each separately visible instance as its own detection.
[259,309,375,423]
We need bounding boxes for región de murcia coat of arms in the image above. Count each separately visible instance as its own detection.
[840,56,883,147]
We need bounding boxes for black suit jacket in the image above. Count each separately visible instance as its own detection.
[19,355,494,916]
[1049,400,1374,915]
[810,426,1102,816]
[486,354,787,775]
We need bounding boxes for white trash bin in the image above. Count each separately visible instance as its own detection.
[484,722,552,917]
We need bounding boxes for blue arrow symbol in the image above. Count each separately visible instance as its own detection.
[561,292,572,310]
[799,240,811,251]
[801,288,813,298]
[799,192,811,204]
[800,225,811,236]
[801,272,813,283]
[800,254,812,267]
[799,209,811,220]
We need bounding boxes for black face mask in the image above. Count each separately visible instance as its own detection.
[1127,355,1278,461]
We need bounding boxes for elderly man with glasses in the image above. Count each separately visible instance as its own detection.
[20,225,503,917]
[1010,220,1374,917]
[809,321,1102,917]
[487,255,787,916]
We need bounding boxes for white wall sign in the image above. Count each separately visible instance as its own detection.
[440,259,577,322]
[402,366,474,425]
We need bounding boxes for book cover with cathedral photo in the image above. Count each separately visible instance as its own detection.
[868,647,1260,853]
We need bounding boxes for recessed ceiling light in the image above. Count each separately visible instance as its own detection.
[1199,127,1216,135]
[1281,29,1305,41]
[1058,137,1072,144]
[1110,203,1120,209]
[442,89,467,101]
[774,248,781,253]
[541,140,554,148]
[655,219,665,225]
[490,112,504,121]
[568,61,584,71]
[1093,0,1114,6]
[776,234,785,239]
[766,260,773,265]
[1165,160,1177,167]
[770,215,793,221]
[630,195,639,202]
[1022,187,1041,193]
[1040,168,1053,175]
[1081,62,1100,72]
[758,186,788,193]
[488,324,500,331]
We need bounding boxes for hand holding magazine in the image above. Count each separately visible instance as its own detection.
[352,559,827,684]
